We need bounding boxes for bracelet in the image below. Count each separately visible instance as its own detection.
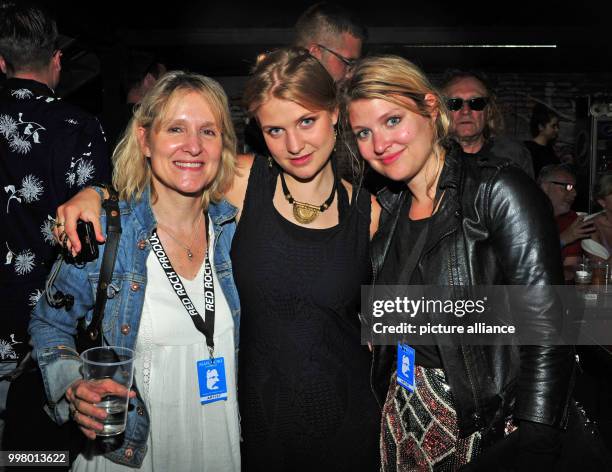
[90,181,118,204]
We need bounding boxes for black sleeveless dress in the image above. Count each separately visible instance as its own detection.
[231,156,380,471]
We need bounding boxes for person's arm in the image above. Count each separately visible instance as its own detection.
[224,153,254,222]
[28,256,95,425]
[485,167,573,460]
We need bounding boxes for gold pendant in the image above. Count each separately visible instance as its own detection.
[292,202,320,224]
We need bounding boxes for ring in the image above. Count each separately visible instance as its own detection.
[55,221,65,228]
[69,402,76,419]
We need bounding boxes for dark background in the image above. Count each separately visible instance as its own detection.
[41,1,609,77]
[14,1,612,202]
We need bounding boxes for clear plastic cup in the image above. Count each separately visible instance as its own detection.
[81,346,135,436]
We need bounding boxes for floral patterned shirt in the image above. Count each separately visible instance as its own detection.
[0,78,111,362]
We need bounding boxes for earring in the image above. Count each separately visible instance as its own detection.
[267,155,274,168]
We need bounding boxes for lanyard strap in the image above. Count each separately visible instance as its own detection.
[149,217,216,358]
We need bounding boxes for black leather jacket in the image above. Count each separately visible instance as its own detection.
[370,145,575,440]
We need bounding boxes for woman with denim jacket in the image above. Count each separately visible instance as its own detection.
[29,71,241,471]
[343,56,574,470]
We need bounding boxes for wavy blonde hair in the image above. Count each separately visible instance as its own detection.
[342,55,450,146]
[342,55,451,194]
[112,70,236,209]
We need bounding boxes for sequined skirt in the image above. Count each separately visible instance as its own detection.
[380,366,481,471]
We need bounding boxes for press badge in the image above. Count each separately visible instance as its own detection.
[397,343,415,392]
[197,357,228,404]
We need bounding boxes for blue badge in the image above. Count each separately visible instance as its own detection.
[397,343,415,392]
[197,357,228,404]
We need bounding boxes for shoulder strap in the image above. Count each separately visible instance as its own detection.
[397,219,430,284]
[82,188,122,345]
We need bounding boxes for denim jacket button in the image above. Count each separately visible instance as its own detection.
[130,283,140,292]
[120,324,131,335]
[137,406,144,416]
[124,448,134,459]
[137,240,147,250]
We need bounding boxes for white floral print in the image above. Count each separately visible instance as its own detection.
[19,174,43,202]
[4,242,36,275]
[0,112,45,155]
[40,215,57,245]
[4,185,21,213]
[9,135,32,153]
[66,155,95,188]
[0,339,18,360]
[14,249,36,275]
[28,289,44,307]
[0,114,18,137]
[11,89,34,99]
[77,159,95,185]
[5,175,44,212]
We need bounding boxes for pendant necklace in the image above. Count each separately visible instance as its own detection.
[156,212,203,260]
[279,171,337,224]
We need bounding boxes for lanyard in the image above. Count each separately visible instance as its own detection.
[149,216,216,358]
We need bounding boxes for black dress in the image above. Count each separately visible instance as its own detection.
[231,156,380,471]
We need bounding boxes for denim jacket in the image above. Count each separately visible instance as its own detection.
[29,186,240,467]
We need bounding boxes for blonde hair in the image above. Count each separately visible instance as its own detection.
[343,55,450,145]
[342,55,451,195]
[112,70,236,209]
[243,47,337,117]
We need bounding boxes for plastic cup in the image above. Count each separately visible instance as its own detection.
[81,346,135,436]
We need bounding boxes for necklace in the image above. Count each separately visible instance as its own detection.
[279,171,337,224]
[156,212,203,260]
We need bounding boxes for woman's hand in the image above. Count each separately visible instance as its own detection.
[54,187,107,255]
[66,378,136,440]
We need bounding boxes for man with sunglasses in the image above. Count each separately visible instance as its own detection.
[442,70,534,178]
[539,164,595,280]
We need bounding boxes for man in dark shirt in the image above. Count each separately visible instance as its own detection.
[0,1,110,439]
[441,70,535,178]
[525,103,561,178]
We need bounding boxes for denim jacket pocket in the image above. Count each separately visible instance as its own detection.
[86,275,128,335]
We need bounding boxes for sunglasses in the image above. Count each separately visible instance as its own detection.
[316,44,357,69]
[548,181,575,192]
[446,97,489,112]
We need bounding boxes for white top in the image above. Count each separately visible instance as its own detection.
[73,216,240,472]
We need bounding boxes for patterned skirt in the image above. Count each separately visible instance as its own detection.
[380,366,481,471]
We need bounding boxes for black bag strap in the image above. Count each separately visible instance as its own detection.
[397,212,430,284]
[82,188,122,345]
